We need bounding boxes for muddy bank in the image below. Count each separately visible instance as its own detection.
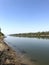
[0,38,37,65]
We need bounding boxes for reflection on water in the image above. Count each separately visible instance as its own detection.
[4,36,49,65]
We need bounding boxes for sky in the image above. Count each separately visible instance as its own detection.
[0,0,49,34]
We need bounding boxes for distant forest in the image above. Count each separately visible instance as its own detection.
[10,31,49,39]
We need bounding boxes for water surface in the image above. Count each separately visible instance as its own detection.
[4,36,49,65]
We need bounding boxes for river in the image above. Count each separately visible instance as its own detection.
[4,36,49,65]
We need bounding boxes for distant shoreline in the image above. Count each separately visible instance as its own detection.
[10,31,49,39]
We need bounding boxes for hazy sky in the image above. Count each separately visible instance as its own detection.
[0,0,49,34]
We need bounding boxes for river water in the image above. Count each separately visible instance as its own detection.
[4,36,49,65]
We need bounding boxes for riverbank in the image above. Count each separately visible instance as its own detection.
[0,37,37,65]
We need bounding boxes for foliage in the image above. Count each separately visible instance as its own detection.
[0,32,4,36]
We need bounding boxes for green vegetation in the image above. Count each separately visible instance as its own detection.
[10,31,49,39]
[0,28,4,37]
[0,32,4,36]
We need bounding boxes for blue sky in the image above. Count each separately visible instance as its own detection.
[0,0,49,34]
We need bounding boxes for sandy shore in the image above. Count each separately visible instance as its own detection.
[0,37,37,65]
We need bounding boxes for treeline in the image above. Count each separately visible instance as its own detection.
[10,31,49,38]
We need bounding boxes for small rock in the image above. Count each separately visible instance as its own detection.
[5,59,10,64]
